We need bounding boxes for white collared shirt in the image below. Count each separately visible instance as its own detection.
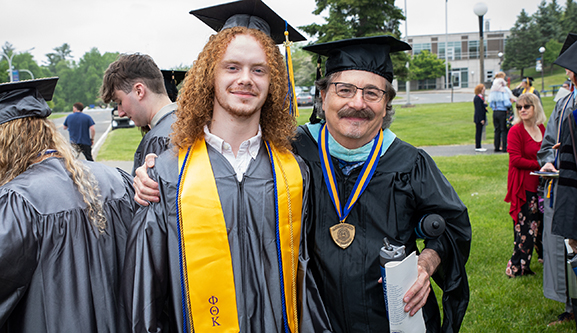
[203,125,262,182]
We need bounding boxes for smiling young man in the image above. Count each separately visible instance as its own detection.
[120,1,330,332]
[100,53,176,175]
[292,36,472,332]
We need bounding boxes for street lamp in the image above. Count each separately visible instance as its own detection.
[539,46,546,93]
[498,52,503,71]
[474,2,488,85]
[1,47,34,82]
[1,52,15,82]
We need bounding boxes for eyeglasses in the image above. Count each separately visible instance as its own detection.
[330,82,386,103]
[516,104,533,110]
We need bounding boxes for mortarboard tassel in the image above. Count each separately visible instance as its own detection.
[284,22,299,118]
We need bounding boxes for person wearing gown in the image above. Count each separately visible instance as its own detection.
[292,36,472,332]
[120,1,331,332]
[0,78,136,332]
[134,34,472,333]
[100,53,177,175]
[538,33,577,327]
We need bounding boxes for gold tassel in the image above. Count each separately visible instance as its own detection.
[284,30,299,118]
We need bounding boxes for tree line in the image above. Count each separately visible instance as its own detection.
[15,0,570,109]
[1,42,120,112]
[503,0,577,77]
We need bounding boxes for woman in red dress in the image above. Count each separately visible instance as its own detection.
[505,93,547,277]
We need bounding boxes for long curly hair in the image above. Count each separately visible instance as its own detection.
[172,26,295,151]
[0,117,107,233]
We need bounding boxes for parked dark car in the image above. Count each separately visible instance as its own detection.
[296,92,313,106]
[111,106,135,130]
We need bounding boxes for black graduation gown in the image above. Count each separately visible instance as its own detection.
[552,110,577,239]
[131,110,176,175]
[293,125,471,333]
[0,158,136,332]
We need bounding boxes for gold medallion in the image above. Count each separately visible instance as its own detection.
[330,223,355,249]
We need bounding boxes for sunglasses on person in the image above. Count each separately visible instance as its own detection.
[516,104,533,110]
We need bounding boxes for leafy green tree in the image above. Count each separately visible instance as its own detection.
[291,44,316,87]
[534,0,563,45]
[300,0,403,41]
[45,43,73,75]
[502,9,541,77]
[409,50,446,81]
[561,0,577,37]
[543,39,562,74]
[299,0,409,81]
[11,52,49,81]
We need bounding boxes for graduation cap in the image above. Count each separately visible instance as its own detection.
[522,77,535,85]
[302,35,411,83]
[161,70,187,102]
[555,33,577,74]
[0,77,58,125]
[190,0,306,44]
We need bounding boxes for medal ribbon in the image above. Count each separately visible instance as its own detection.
[318,123,383,223]
[176,139,301,333]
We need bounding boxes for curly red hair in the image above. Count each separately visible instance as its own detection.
[172,27,295,152]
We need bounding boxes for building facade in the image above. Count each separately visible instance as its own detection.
[400,29,510,90]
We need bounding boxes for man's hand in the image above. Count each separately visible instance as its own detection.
[403,248,441,316]
[569,239,577,254]
[133,154,160,206]
[540,162,558,173]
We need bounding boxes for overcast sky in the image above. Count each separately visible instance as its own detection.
[1,0,545,70]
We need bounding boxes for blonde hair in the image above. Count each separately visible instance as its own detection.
[172,26,295,152]
[512,93,547,126]
[494,71,506,79]
[0,117,107,233]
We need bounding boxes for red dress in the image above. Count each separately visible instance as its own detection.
[504,123,545,223]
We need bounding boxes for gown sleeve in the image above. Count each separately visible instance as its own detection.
[0,190,39,327]
[409,151,472,333]
[121,167,171,333]
[296,158,333,333]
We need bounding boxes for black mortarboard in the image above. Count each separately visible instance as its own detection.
[558,33,577,57]
[302,35,411,83]
[0,77,58,125]
[555,33,577,73]
[190,0,306,44]
[522,77,535,84]
[161,70,187,102]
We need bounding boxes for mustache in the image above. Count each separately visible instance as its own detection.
[230,88,257,96]
[337,107,375,120]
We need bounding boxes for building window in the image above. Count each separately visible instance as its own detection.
[417,78,437,90]
[412,43,432,55]
[438,42,461,60]
[468,40,487,59]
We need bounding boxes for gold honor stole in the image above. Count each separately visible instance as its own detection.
[176,139,303,333]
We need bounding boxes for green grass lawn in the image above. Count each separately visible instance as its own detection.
[434,154,575,332]
[96,96,574,331]
[48,113,67,119]
[96,127,143,161]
